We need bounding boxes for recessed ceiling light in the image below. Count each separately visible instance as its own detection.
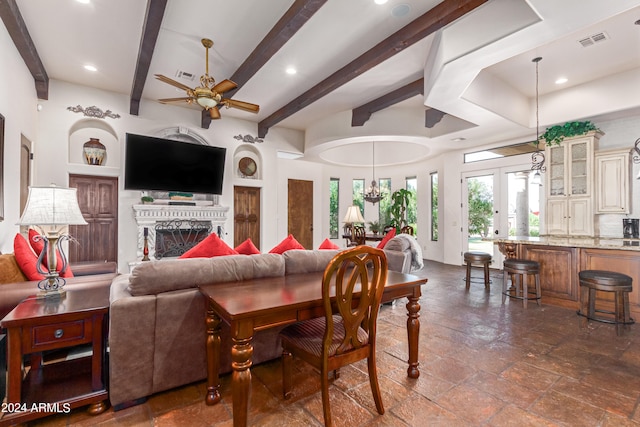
[374,0,388,4]
[76,0,90,4]
[285,67,297,75]
[452,137,466,142]
[84,65,97,72]
[555,77,568,85]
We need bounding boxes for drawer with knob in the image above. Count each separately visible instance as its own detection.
[27,319,93,352]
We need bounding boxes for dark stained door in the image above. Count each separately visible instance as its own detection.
[288,179,313,249]
[234,186,261,249]
[69,174,118,263]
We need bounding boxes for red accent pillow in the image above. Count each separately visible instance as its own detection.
[318,238,340,250]
[14,233,45,280]
[28,229,74,278]
[179,233,238,258]
[377,228,396,249]
[269,234,305,254]
[234,238,261,255]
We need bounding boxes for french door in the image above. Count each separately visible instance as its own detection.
[462,167,541,270]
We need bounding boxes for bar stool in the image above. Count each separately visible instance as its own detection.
[463,251,492,289]
[502,259,541,308]
[577,270,634,335]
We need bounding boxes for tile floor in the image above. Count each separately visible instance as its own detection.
[26,260,640,426]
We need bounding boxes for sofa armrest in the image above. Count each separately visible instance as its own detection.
[384,249,411,273]
[70,261,117,276]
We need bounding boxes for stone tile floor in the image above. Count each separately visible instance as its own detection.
[27,260,640,426]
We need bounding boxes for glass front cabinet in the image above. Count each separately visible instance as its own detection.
[545,131,602,236]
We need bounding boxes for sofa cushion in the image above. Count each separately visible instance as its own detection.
[235,238,261,255]
[28,229,74,278]
[318,238,340,250]
[269,234,305,254]
[179,233,238,258]
[129,254,285,296]
[284,249,340,275]
[377,228,396,249]
[384,235,411,252]
[0,254,28,284]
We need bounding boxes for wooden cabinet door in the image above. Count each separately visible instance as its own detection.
[568,197,592,236]
[234,186,261,249]
[546,199,567,235]
[69,175,118,263]
[288,179,313,249]
[595,149,630,214]
[522,244,578,306]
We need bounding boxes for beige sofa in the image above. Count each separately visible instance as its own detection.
[108,241,417,409]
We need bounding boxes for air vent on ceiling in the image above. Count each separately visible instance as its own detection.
[578,32,609,47]
[175,70,196,81]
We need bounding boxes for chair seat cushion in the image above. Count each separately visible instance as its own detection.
[280,315,369,357]
[503,259,539,272]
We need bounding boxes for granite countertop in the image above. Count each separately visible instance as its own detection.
[490,236,640,251]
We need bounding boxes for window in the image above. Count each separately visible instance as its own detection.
[352,179,364,216]
[430,172,438,241]
[379,178,391,227]
[406,177,417,235]
[329,178,339,238]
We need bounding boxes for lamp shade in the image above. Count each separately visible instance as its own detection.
[343,206,365,224]
[17,185,87,226]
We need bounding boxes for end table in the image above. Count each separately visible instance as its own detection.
[0,287,109,425]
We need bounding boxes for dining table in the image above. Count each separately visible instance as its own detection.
[199,269,427,427]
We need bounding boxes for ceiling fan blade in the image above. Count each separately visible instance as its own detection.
[154,74,194,92]
[224,98,260,113]
[212,79,237,94]
[209,106,221,119]
[158,97,192,104]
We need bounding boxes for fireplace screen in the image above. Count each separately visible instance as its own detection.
[155,219,212,259]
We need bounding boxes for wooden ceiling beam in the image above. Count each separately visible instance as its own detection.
[225,0,327,100]
[129,0,168,116]
[351,78,424,126]
[0,0,48,99]
[258,0,488,138]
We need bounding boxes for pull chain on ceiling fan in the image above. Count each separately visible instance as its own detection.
[155,38,260,119]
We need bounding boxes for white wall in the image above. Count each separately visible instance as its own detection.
[0,21,39,253]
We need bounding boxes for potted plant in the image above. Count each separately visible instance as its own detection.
[389,189,412,232]
[141,195,154,204]
[368,220,381,235]
[539,120,600,147]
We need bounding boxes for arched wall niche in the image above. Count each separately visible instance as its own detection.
[68,118,119,167]
[233,144,262,180]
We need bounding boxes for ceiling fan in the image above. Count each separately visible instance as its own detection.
[155,38,260,119]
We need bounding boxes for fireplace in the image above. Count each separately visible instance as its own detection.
[132,203,229,260]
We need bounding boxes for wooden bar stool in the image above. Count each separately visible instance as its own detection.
[577,270,634,335]
[463,251,492,289]
[502,259,541,308]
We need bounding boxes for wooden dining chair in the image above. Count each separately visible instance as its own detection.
[279,246,388,426]
[352,225,366,245]
[400,225,414,235]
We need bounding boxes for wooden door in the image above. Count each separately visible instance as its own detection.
[234,186,261,249]
[288,179,313,249]
[69,174,118,263]
[20,137,31,215]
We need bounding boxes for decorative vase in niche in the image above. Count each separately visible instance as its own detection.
[83,138,106,166]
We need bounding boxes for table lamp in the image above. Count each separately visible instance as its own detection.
[17,185,87,298]
[343,206,365,235]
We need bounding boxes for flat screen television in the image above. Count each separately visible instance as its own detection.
[124,133,226,195]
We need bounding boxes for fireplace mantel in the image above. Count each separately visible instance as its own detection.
[132,204,230,259]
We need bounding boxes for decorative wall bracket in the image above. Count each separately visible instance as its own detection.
[531,150,546,172]
[632,138,640,164]
[233,134,263,143]
[67,105,121,119]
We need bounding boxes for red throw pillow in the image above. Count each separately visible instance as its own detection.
[235,238,261,255]
[179,233,238,258]
[28,229,74,278]
[318,238,340,250]
[377,228,396,249]
[14,233,45,281]
[269,234,305,254]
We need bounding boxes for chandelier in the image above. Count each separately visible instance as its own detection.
[364,142,386,204]
[530,56,545,185]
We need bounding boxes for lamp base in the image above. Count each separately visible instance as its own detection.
[36,288,66,300]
